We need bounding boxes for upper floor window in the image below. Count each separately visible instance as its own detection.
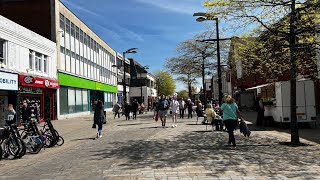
[59,14,65,30]
[65,18,70,34]
[29,50,48,73]
[35,52,42,71]
[0,39,6,65]
[75,26,79,40]
[71,23,75,37]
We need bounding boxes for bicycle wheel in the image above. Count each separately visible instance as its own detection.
[56,136,64,146]
[0,144,2,161]
[6,137,26,159]
[28,136,44,154]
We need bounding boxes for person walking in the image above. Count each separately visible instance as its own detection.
[93,100,106,138]
[179,98,186,119]
[152,100,158,119]
[170,94,180,127]
[157,95,169,127]
[131,99,139,119]
[124,102,131,120]
[187,99,194,119]
[221,95,242,149]
[5,104,16,126]
[255,93,265,126]
[113,102,121,119]
[21,102,32,123]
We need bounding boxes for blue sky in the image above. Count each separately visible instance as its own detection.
[60,0,210,91]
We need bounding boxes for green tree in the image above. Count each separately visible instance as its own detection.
[204,0,320,145]
[165,57,199,98]
[177,90,189,100]
[154,70,176,96]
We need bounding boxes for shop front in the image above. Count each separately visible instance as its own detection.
[58,72,117,119]
[0,71,19,127]
[19,74,59,121]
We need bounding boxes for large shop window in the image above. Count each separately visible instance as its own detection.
[59,87,68,115]
[75,89,82,112]
[68,88,76,113]
[60,87,88,115]
[82,90,88,111]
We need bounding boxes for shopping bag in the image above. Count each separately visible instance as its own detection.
[155,112,158,122]
[92,123,96,128]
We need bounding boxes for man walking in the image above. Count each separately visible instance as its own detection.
[113,102,121,119]
[157,95,169,127]
[179,98,186,118]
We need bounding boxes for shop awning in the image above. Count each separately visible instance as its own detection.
[245,83,273,91]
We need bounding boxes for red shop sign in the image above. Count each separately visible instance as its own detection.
[19,75,60,89]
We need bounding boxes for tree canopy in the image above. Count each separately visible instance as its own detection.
[204,0,320,145]
[153,70,176,96]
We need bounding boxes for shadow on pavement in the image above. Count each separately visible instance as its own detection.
[71,137,95,141]
[117,122,154,126]
[89,128,320,178]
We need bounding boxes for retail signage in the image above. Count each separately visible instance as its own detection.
[0,71,18,91]
[20,86,43,94]
[19,75,60,89]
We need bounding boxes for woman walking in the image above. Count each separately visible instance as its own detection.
[170,94,179,127]
[93,100,105,138]
[220,95,241,149]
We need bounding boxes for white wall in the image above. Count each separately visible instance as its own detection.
[0,15,57,78]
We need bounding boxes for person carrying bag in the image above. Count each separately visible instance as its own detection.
[93,100,106,138]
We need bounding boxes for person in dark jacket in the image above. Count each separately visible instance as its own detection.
[93,100,105,138]
[131,99,139,119]
[124,102,132,120]
[21,102,32,123]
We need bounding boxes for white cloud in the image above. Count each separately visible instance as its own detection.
[135,0,205,15]
[61,0,100,17]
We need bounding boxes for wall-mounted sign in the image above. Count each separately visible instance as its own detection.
[20,86,43,94]
[0,71,18,91]
[19,75,60,89]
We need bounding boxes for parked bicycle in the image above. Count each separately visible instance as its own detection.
[0,124,26,160]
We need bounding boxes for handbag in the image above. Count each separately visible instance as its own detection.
[92,123,96,128]
[155,112,159,122]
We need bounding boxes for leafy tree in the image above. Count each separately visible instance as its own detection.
[177,90,189,100]
[204,0,320,145]
[154,70,176,96]
[165,57,199,98]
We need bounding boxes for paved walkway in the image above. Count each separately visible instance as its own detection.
[0,111,319,179]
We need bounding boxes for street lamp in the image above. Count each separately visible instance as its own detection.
[140,65,149,105]
[123,48,138,104]
[193,12,223,105]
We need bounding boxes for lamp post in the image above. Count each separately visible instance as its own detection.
[122,48,138,104]
[193,12,223,105]
[140,65,149,105]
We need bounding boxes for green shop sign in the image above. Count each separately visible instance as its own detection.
[58,72,117,93]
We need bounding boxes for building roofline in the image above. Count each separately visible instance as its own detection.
[58,0,115,53]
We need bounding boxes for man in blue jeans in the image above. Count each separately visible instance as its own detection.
[157,95,169,127]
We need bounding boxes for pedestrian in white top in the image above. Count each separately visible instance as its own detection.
[170,94,180,127]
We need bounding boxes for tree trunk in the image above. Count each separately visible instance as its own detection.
[289,0,300,145]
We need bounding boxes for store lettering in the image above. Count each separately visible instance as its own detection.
[0,78,16,84]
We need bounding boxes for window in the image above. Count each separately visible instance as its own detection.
[59,14,65,30]
[29,50,34,69]
[70,23,75,37]
[0,39,6,65]
[75,26,79,40]
[83,33,87,44]
[35,52,42,71]
[65,18,70,34]
[44,56,47,73]
[80,30,83,43]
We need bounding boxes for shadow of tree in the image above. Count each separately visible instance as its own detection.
[89,128,320,178]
